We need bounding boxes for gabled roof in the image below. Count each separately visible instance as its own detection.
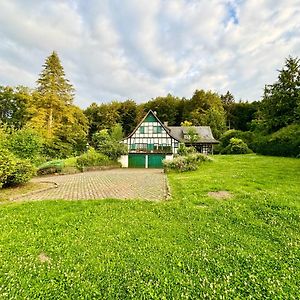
[124,110,218,144]
[125,110,180,141]
[168,126,219,144]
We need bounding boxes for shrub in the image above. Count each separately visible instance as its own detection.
[42,138,74,160]
[5,160,36,187]
[163,153,212,172]
[0,148,36,188]
[37,160,64,175]
[218,130,255,151]
[253,124,300,157]
[92,130,127,160]
[76,148,111,170]
[0,149,16,188]
[8,128,43,163]
[221,138,251,154]
[177,143,196,156]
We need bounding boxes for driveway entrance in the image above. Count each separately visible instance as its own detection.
[17,169,168,201]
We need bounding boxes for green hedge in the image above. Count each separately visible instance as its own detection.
[253,124,300,157]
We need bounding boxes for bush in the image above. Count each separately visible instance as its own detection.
[76,148,111,170]
[253,124,300,157]
[218,130,255,151]
[0,149,16,188]
[177,143,196,156]
[221,138,251,154]
[8,128,43,163]
[92,130,127,160]
[37,160,64,175]
[5,160,36,186]
[0,148,36,188]
[163,153,212,172]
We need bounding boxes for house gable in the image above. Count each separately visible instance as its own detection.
[124,110,179,154]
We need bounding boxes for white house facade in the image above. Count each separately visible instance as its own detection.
[119,110,218,168]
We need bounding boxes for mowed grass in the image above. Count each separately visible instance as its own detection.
[0,155,299,299]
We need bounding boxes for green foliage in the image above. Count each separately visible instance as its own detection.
[221,138,251,154]
[0,149,16,188]
[177,143,196,156]
[37,160,64,175]
[253,124,300,157]
[164,153,212,172]
[142,94,182,126]
[35,51,75,137]
[118,100,138,136]
[0,148,35,188]
[92,129,127,160]
[218,130,255,150]
[231,101,259,131]
[110,123,123,141]
[180,120,193,126]
[260,56,300,132]
[183,90,226,138]
[5,160,36,187]
[0,86,32,129]
[76,148,111,170]
[8,128,43,163]
[84,102,121,138]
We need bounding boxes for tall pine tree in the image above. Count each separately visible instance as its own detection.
[260,56,300,132]
[36,51,75,137]
[27,51,88,157]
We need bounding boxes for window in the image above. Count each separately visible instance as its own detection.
[130,144,136,150]
[139,126,145,134]
[147,144,154,151]
[153,126,162,134]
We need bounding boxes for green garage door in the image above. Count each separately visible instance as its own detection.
[148,154,165,168]
[128,154,146,168]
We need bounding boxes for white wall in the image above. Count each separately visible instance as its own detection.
[165,154,174,161]
[118,155,128,168]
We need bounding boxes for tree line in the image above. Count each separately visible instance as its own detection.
[0,52,299,159]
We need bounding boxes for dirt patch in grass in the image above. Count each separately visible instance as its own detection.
[195,202,209,208]
[208,191,232,199]
[38,252,51,263]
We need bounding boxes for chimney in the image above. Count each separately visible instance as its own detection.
[164,121,168,127]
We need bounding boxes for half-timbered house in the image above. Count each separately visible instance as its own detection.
[119,110,218,168]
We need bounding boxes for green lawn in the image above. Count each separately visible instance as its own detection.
[0,155,299,299]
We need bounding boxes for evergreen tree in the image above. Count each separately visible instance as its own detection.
[221,91,235,129]
[36,51,75,137]
[260,56,300,132]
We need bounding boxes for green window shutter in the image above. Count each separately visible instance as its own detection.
[130,144,136,150]
[153,126,162,134]
[139,126,145,134]
[147,144,154,151]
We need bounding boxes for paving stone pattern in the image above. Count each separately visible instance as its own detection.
[19,169,167,201]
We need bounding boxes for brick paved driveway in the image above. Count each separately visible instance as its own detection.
[18,169,168,201]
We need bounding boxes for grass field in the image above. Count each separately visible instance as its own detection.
[0,155,299,299]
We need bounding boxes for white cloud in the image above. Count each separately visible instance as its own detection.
[0,0,299,107]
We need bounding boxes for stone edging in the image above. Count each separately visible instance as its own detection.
[10,181,59,202]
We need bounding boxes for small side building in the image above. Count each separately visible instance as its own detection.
[119,110,218,168]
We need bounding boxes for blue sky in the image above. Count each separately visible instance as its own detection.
[0,0,299,108]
